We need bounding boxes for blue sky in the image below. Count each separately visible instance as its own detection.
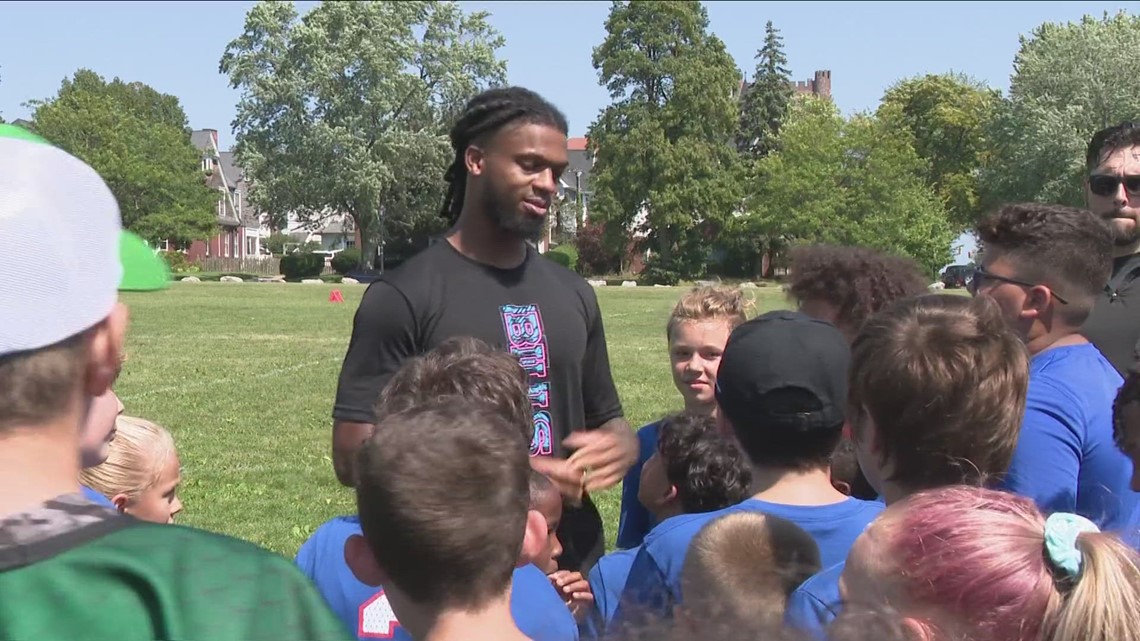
[3,0,1137,263]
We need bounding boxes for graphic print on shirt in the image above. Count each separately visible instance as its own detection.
[359,589,399,639]
[501,304,553,456]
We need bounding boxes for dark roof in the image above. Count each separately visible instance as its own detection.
[219,151,243,190]
[561,149,593,196]
[190,129,215,152]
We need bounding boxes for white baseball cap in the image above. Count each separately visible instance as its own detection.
[0,124,169,358]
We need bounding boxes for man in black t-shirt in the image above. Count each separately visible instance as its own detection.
[332,87,637,573]
[1081,122,1140,375]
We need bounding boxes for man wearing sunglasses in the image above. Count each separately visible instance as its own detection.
[1081,122,1140,376]
[972,203,1139,543]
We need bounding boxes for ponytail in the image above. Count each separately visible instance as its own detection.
[1048,531,1140,641]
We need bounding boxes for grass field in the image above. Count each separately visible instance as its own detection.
[116,282,794,557]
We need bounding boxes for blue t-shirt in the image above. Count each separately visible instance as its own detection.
[999,344,1140,542]
[581,548,638,639]
[80,485,115,509]
[615,422,661,549]
[612,497,882,625]
[296,516,579,641]
[784,561,844,639]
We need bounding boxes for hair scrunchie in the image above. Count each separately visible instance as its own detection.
[1044,512,1099,577]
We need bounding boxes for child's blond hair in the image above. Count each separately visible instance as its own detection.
[666,285,752,341]
[80,415,176,500]
[679,512,821,629]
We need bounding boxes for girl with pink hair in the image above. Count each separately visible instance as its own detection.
[839,485,1140,641]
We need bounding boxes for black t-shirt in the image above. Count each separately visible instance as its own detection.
[1082,253,1140,376]
[334,239,624,458]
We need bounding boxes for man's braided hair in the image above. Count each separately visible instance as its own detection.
[440,87,569,224]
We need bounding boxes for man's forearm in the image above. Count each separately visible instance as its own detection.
[333,420,374,487]
[597,416,632,435]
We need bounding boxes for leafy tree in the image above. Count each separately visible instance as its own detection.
[221,0,506,269]
[979,11,1140,208]
[29,69,217,246]
[588,0,743,280]
[747,96,955,277]
[877,73,1000,230]
[737,20,794,159]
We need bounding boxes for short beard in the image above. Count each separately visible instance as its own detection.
[481,190,547,243]
[1105,209,1140,247]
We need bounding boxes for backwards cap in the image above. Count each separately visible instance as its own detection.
[0,124,169,358]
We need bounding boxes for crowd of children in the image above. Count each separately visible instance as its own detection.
[5,98,1140,641]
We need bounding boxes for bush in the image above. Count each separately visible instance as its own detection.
[280,252,325,280]
[545,244,578,272]
[264,233,289,256]
[331,248,361,275]
[639,255,682,286]
[575,222,621,276]
[160,250,195,273]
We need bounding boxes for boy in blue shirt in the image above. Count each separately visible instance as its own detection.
[971,203,1140,537]
[299,338,578,641]
[785,294,1030,636]
[346,401,540,641]
[613,311,883,626]
[616,286,750,549]
[584,412,751,638]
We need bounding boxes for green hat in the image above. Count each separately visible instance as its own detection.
[0,123,170,292]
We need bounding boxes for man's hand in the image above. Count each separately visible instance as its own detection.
[530,456,585,507]
[564,418,637,494]
[548,570,594,622]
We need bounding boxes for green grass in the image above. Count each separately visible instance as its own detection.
[116,282,793,557]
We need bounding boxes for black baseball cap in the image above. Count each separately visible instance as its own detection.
[715,310,850,433]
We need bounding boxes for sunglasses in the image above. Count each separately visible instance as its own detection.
[1088,174,1140,197]
[968,266,1069,305]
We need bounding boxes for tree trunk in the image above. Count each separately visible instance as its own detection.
[354,211,377,270]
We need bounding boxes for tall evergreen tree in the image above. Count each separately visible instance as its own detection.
[736,20,793,158]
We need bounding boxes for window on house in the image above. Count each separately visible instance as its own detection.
[223,233,230,258]
[206,239,211,258]
[232,234,239,258]
[246,237,255,256]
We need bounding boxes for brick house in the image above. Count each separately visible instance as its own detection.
[184,129,267,262]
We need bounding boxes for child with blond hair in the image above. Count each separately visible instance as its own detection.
[616,285,751,549]
[81,416,183,524]
[840,486,1140,641]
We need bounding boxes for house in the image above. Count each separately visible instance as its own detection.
[184,129,268,262]
[557,137,594,235]
[280,210,360,253]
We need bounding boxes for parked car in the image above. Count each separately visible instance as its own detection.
[941,264,975,289]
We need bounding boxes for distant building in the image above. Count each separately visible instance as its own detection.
[793,70,832,98]
[184,129,267,261]
[738,69,833,100]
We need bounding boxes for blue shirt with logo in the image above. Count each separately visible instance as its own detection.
[296,516,579,641]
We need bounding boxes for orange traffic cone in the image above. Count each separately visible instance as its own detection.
[329,289,345,303]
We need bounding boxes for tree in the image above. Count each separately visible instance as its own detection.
[29,69,218,246]
[736,20,793,159]
[877,73,1000,230]
[588,0,744,280]
[979,11,1140,208]
[221,1,506,269]
[746,97,955,277]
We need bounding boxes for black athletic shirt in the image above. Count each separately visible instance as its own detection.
[1082,253,1140,376]
[334,239,625,458]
